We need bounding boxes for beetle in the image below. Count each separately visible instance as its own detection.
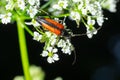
[35,16,71,37]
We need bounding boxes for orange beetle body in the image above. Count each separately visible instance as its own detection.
[36,16,65,36]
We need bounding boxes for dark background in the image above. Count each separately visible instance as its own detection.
[0,2,120,80]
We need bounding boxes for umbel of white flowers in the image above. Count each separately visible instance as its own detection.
[0,0,118,63]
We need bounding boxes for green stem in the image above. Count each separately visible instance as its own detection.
[40,0,53,9]
[16,15,31,80]
[24,24,34,36]
[51,13,70,18]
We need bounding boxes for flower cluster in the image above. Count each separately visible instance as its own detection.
[48,0,118,38]
[13,65,45,80]
[33,31,74,63]
[0,0,40,24]
[102,0,119,12]
[0,0,119,64]
[13,65,63,80]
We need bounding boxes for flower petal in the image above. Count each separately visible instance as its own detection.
[53,54,59,61]
[41,51,48,57]
[47,57,54,63]
[53,48,58,53]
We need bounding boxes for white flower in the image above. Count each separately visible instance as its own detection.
[63,39,74,55]
[13,76,24,80]
[97,16,104,26]
[45,31,52,38]
[25,19,40,27]
[52,4,62,10]
[58,0,68,9]
[86,27,97,38]
[30,65,42,77]
[102,0,118,12]
[81,8,87,15]
[85,0,90,5]
[72,0,81,3]
[49,34,57,46]
[50,33,57,39]
[57,39,66,48]
[35,0,40,7]
[70,11,81,26]
[87,4,97,16]
[66,39,73,47]
[85,1,104,27]
[41,47,59,63]
[51,38,57,46]
[28,0,35,6]
[57,39,74,55]
[5,0,14,10]
[52,0,68,10]
[0,12,12,24]
[29,65,45,80]
[54,77,63,80]
[27,6,38,18]
[87,16,95,26]
[87,2,102,16]
[62,45,72,55]
[6,4,12,10]
[78,1,84,9]
[70,11,81,21]
[33,31,42,41]
[47,54,59,63]
[28,0,40,7]
[17,0,25,10]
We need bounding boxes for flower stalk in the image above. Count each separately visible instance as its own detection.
[16,15,31,80]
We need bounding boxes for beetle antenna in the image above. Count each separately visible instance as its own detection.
[71,33,87,37]
[71,26,102,37]
[72,47,77,65]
